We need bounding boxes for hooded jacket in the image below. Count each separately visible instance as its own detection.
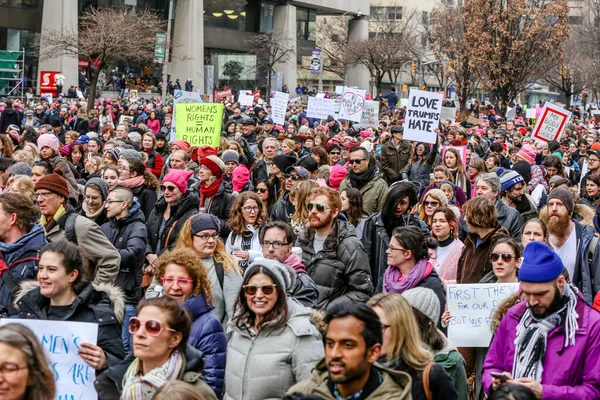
[0,108,21,133]
[79,201,109,227]
[15,281,125,369]
[182,294,226,398]
[287,358,413,400]
[432,335,468,400]
[0,224,46,315]
[285,252,319,309]
[100,201,147,303]
[457,225,509,284]
[297,219,373,309]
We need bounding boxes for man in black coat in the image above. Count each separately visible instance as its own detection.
[0,101,21,133]
[101,188,147,354]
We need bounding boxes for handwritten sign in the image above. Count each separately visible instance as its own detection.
[404,89,442,144]
[506,107,516,120]
[270,91,289,125]
[531,102,571,143]
[238,92,255,107]
[0,319,99,400]
[447,283,519,347]
[338,86,366,122]
[129,89,138,99]
[307,97,337,120]
[361,100,380,127]
[441,107,457,123]
[119,115,133,126]
[172,90,211,130]
[175,103,223,147]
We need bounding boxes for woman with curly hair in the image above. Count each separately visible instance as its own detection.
[150,247,226,398]
[289,180,320,236]
[226,191,268,271]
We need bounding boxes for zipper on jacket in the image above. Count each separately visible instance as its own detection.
[240,339,256,399]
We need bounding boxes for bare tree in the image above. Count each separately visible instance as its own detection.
[32,7,166,110]
[316,16,350,80]
[247,31,295,97]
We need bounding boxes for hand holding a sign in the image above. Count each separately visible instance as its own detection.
[78,342,107,370]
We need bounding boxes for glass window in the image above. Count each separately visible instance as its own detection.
[371,7,385,19]
[297,8,308,39]
[308,9,316,41]
[260,1,274,33]
[388,7,402,20]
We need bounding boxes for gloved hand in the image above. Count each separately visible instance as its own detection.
[572,161,580,173]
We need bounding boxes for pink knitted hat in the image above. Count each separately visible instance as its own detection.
[37,133,59,154]
[162,169,193,194]
[516,144,536,165]
[329,164,349,190]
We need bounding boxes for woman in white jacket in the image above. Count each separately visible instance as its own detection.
[225,192,266,272]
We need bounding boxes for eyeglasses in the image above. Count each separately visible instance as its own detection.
[128,317,176,336]
[194,233,218,241]
[261,240,290,249]
[329,151,341,155]
[307,203,329,213]
[388,244,408,252]
[242,206,260,213]
[589,158,600,163]
[423,201,439,207]
[105,199,126,204]
[349,159,367,165]
[160,185,178,192]
[0,362,27,377]
[243,284,277,295]
[254,188,268,194]
[34,191,53,200]
[490,253,516,262]
[285,173,303,180]
[160,276,195,286]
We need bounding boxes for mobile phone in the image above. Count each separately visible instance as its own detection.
[87,152,93,160]
[491,372,509,382]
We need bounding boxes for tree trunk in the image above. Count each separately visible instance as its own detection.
[87,66,101,112]
[267,67,272,101]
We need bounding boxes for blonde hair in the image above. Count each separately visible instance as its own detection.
[12,150,35,166]
[368,293,432,370]
[7,175,35,203]
[418,189,448,224]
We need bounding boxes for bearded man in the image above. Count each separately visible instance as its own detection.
[540,186,600,304]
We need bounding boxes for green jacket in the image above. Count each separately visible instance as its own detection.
[287,358,412,400]
[433,339,468,400]
[339,173,388,215]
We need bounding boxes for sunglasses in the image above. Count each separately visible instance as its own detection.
[307,202,329,213]
[490,253,516,262]
[254,188,268,194]
[160,185,178,192]
[423,201,439,207]
[285,173,303,180]
[128,317,175,336]
[329,151,341,155]
[349,159,367,165]
[243,284,277,295]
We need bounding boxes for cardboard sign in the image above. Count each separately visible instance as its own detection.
[0,319,99,399]
[338,86,366,122]
[175,103,223,147]
[360,100,380,127]
[129,89,138,99]
[270,91,289,125]
[532,102,571,143]
[404,89,442,144]
[447,283,519,347]
[172,90,211,129]
[442,145,467,167]
[119,115,134,125]
[441,107,457,123]
[307,97,337,120]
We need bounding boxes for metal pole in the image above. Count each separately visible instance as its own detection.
[161,0,174,101]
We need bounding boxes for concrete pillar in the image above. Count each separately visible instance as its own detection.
[36,0,78,95]
[272,4,297,93]
[345,17,370,90]
[171,0,204,93]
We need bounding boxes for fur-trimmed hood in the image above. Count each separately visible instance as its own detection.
[490,292,522,334]
[14,280,125,324]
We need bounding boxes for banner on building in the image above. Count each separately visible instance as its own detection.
[154,32,167,64]
[175,103,223,147]
[39,71,59,94]
[404,89,442,144]
[311,49,322,74]
[531,102,571,143]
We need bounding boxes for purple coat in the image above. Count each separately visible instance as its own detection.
[482,298,600,399]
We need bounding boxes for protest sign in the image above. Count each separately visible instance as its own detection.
[307,97,337,120]
[441,106,457,123]
[338,87,366,122]
[119,115,133,125]
[442,145,467,167]
[76,89,84,99]
[506,107,516,120]
[315,93,326,99]
[400,98,409,108]
[360,100,380,127]
[525,108,536,119]
[129,89,137,99]
[0,319,99,399]
[335,86,344,95]
[531,102,571,143]
[238,92,254,107]
[592,110,600,122]
[466,116,479,125]
[271,91,289,125]
[447,283,519,347]
[172,90,211,129]
[404,89,443,144]
[214,88,233,101]
[175,103,223,147]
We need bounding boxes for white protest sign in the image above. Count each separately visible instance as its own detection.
[0,319,99,399]
[447,283,519,347]
[400,98,409,108]
[404,89,443,144]
[525,108,536,119]
[315,92,326,99]
[270,91,289,125]
[531,102,571,143]
[335,86,344,95]
[307,97,337,120]
[238,93,255,107]
[338,86,366,122]
[360,100,380,127]
[506,107,516,120]
[441,106,457,123]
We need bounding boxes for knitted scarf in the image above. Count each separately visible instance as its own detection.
[383,259,433,294]
[512,283,579,381]
[118,175,145,189]
[40,204,67,234]
[200,177,222,207]
[121,350,184,400]
[348,164,376,191]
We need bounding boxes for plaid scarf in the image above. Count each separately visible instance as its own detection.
[121,350,184,400]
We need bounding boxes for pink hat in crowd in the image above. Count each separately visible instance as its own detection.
[360,130,371,139]
[232,165,250,192]
[516,144,536,165]
[172,140,190,152]
[162,169,193,194]
[329,164,349,190]
[37,133,59,154]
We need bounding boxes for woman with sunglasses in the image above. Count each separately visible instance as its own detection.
[176,214,243,325]
[418,189,448,227]
[117,156,159,219]
[150,248,226,398]
[225,259,323,400]
[378,225,445,326]
[480,237,521,284]
[225,192,268,271]
[96,296,218,400]
[15,240,125,373]
[254,179,277,215]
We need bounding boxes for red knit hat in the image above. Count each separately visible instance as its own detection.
[34,169,70,200]
[162,169,193,194]
[200,155,225,179]
[172,140,190,153]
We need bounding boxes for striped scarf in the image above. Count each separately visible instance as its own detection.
[121,350,184,400]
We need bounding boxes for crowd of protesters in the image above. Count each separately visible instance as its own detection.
[0,88,598,400]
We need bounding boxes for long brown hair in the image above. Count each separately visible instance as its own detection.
[290,180,320,228]
[127,157,159,190]
[342,187,365,226]
[229,192,268,235]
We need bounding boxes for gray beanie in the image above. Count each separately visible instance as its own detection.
[401,287,441,325]
[9,162,32,177]
[120,149,142,160]
[85,177,109,201]
[190,214,221,235]
[222,150,239,165]
[548,186,574,215]
[247,258,297,293]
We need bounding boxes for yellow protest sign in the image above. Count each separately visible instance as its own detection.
[175,103,223,147]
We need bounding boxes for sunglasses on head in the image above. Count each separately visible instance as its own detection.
[128,317,175,336]
[307,202,329,213]
[160,185,178,192]
[490,253,515,262]
[243,284,277,295]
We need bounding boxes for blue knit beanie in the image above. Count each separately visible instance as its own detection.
[519,242,564,283]
[500,170,524,192]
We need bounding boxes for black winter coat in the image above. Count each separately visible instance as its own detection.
[0,108,21,133]
[146,191,200,255]
[270,192,295,224]
[131,184,157,220]
[15,282,125,369]
[202,179,234,239]
[289,272,319,309]
[297,220,373,309]
[101,201,147,303]
[385,358,458,400]
[251,159,269,186]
